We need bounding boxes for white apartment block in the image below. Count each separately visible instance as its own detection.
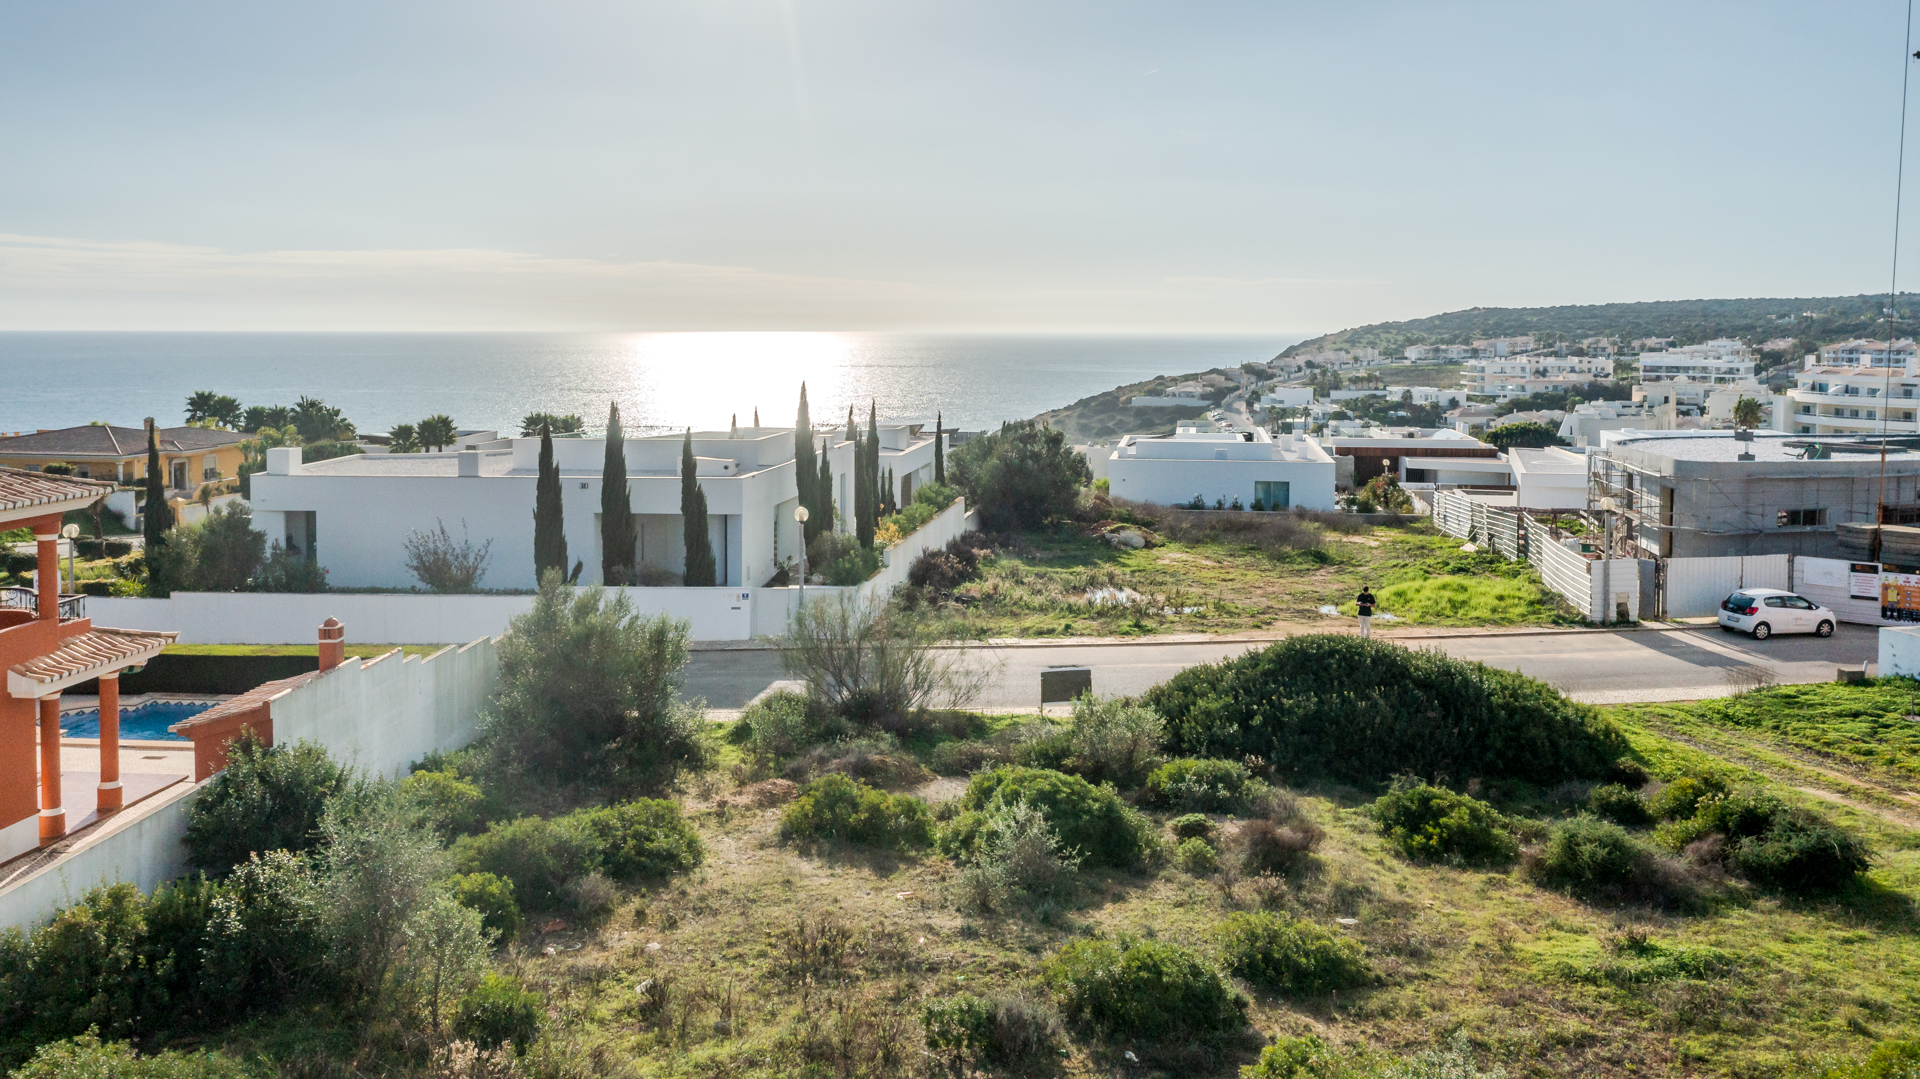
[1819,338,1918,367]
[1465,353,1612,400]
[1471,336,1536,357]
[1402,344,1475,363]
[1775,352,1920,438]
[1105,427,1336,510]
[1636,338,1757,384]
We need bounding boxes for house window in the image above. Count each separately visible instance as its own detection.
[1255,480,1290,510]
[1800,404,1812,413]
[1849,409,1861,418]
[1214,450,1227,460]
[1778,508,1826,527]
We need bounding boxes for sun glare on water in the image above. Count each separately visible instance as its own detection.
[615,332,856,433]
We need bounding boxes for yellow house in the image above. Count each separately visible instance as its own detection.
[0,425,248,493]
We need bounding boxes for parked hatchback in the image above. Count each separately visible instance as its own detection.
[1718,588,1835,640]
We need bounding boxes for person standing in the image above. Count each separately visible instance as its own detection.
[1355,584,1376,639]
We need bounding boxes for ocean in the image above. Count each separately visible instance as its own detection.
[0,331,1308,437]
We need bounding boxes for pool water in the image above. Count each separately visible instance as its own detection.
[60,701,208,741]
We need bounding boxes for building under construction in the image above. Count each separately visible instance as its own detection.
[1587,432,1920,560]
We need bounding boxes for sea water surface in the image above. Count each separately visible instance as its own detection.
[0,332,1307,436]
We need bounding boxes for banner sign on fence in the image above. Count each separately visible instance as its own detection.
[1851,563,1882,601]
[1882,571,1920,623]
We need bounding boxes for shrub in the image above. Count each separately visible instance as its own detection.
[403,769,488,837]
[959,766,1155,868]
[449,872,521,942]
[1169,813,1216,841]
[1010,728,1076,772]
[482,575,709,791]
[780,774,935,849]
[1216,911,1372,997]
[1729,814,1873,894]
[1239,818,1325,875]
[1042,937,1246,1039]
[1645,774,1727,821]
[568,799,706,878]
[314,784,453,1004]
[923,993,1062,1069]
[782,593,985,720]
[1370,784,1518,866]
[743,690,844,763]
[953,801,1085,908]
[1146,757,1255,813]
[1176,837,1220,874]
[402,518,493,593]
[9,1031,260,1079]
[251,541,329,592]
[1067,693,1165,786]
[452,816,596,911]
[455,973,544,1054]
[948,419,1092,530]
[1241,1034,1376,1079]
[1586,783,1651,827]
[1529,816,1658,898]
[183,734,350,875]
[1143,635,1628,786]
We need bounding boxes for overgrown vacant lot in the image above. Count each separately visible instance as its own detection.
[917,517,1577,639]
[1617,681,1920,790]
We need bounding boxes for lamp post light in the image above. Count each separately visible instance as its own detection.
[59,523,79,595]
[794,505,810,609]
[1598,496,1619,625]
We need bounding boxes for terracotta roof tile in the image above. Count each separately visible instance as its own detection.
[9,628,178,687]
[0,467,112,514]
[0,425,247,458]
[172,667,333,732]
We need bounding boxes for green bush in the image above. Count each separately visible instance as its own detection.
[822,546,882,585]
[921,993,1062,1068]
[780,774,935,849]
[449,872,521,942]
[454,973,544,1054]
[913,481,958,509]
[1370,784,1517,866]
[1530,816,1652,893]
[403,769,488,837]
[9,1031,261,1078]
[1814,1040,1920,1079]
[183,734,350,875]
[1241,1034,1373,1078]
[1142,635,1628,785]
[1146,757,1256,813]
[1066,693,1165,786]
[451,817,596,911]
[1216,911,1371,997]
[1586,783,1651,827]
[1239,818,1324,875]
[1042,937,1246,1039]
[1729,814,1873,894]
[1646,774,1728,821]
[742,690,844,763]
[1169,813,1216,841]
[1010,729,1076,773]
[958,766,1155,867]
[1175,837,1219,874]
[568,799,706,878]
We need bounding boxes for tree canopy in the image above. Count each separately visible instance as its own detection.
[949,419,1091,531]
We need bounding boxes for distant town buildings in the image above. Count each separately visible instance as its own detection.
[1637,339,1758,384]
[1777,344,1920,438]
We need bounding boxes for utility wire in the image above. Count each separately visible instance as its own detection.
[1878,0,1916,552]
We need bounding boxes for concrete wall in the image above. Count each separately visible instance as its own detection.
[1880,625,1920,677]
[1108,453,1336,510]
[0,784,199,932]
[273,637,498,778]
[750,499,973,636]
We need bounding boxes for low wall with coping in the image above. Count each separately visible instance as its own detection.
[0,783,199,932]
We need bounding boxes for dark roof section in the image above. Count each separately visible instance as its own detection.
[0,425,247,458]
[0,467,113,513]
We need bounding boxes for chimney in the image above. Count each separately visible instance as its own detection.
[457,451,482,477]
[318,617,345,671]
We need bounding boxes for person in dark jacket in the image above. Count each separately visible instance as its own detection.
[1356,585,1376,638]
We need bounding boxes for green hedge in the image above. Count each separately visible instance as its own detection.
[1141,635,1628,785]
[72,653,317,695]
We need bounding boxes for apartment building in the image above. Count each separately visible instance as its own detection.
[1465,353,1612,400]
[1774,350,1920,438]
[1637,339,1758,384]
[1819,338,1918,367]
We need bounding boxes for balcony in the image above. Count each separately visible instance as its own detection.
[0,587,84,621]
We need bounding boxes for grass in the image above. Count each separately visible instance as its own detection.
[166,643,448,657]
[1616,680,1920,788]
[920,520,1578,638]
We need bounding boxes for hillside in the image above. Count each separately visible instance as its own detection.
[1278,293,1920,359]
[1034,370,1238,444]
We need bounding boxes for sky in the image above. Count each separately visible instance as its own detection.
[0,1,1915,334]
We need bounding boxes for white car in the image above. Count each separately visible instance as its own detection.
[1718,588,1835,640]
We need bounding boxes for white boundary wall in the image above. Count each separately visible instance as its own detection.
[1663,555,1791,618]
[0,785,199,932]
[88,498,973,644]
[1880,625,1920,677]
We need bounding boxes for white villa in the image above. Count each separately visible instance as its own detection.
[251,424,942,589]
[1105,426,1336,509]
[1637,339,1757,384]
[1776,347,1920,438]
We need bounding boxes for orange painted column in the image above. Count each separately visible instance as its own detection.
[34,532,58,622]
[97,674,122,812]
[38,695,63,844]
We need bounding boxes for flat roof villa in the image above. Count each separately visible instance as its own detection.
[1105,428,1335,510]
[251,424,941,590]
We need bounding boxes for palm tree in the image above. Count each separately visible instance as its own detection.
[1733,396,1764,430]
[184,391,243,428]
[388,423,420,453]
[418,415,457,452]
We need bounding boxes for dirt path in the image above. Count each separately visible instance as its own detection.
[1633,716,1920,833]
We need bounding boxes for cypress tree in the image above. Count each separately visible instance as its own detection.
[794,384,818,542]
[882,468,896,516]
[853,430,875,549]
[866,401,881,527]
[600,403,637,585]
[844,407,858,446]
[681,429,717,586]
[142,418,173,593]
[816,451,835,536]
[934,412,945,486]
[533,423,567,581]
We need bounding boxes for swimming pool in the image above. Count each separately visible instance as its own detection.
[60,700,209,741]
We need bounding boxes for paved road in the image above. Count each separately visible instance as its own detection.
[683,623,1880,711]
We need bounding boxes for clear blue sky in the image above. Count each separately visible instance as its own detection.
[0,1,1911,332]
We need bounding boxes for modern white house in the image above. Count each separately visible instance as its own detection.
[1105,427,1335,509]
[1504,447,1590,510]
[1128,382,1210,407]
[1329,386,1467,408]
[1259,387,1314,410]
[1638,339,1757,384]
[251,424,942,590]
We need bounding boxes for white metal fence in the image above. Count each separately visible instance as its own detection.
[1662,554,1791,618]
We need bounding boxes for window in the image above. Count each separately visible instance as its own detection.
[1785,596,1816,609]
[1801,404,1813,413]
[1849,409,1861,418]
[1778,508,1826,527]
[1868,410,1878,420]
[1255,480,1290,510]
[1214,450,1227,460]
[1764,596,1788,608]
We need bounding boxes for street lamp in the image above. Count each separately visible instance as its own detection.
[1598,497,1619,625]
[59,523,79,596]
[794,505,810,608]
